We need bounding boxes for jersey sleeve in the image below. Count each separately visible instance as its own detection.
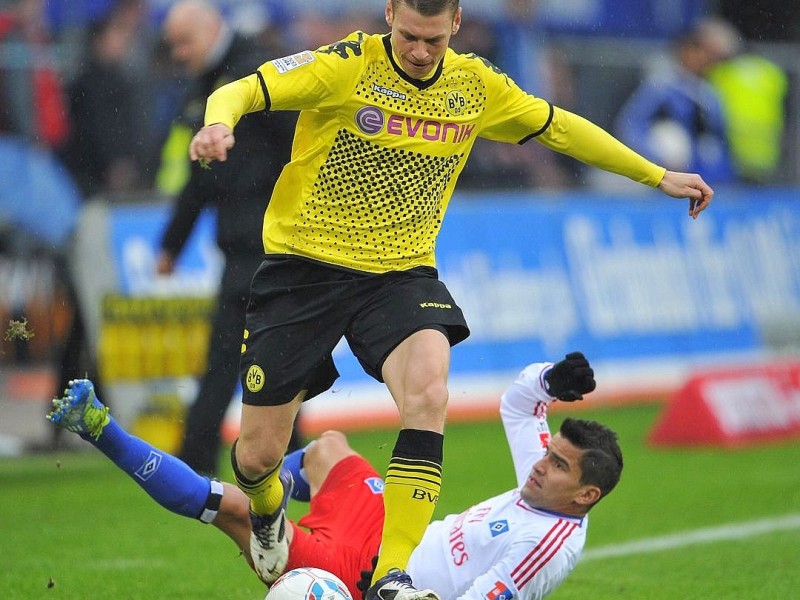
[537,107,667,186]
[205,31,369,128]
[469,58,555,145]
[499,363,556,489]
[204,73,266,129]
[471,57,666,187]
[259,32,368,112]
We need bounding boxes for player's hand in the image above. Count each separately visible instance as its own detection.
[188,123,235,164]
[657,170,714,220]
[544,351,596,402]
[355,555,378,599]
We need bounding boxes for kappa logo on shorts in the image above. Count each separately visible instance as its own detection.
[419,301,452,309]
[246,364,266,392]
[364,477,384,494]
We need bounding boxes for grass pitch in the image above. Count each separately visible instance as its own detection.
[2,403,799,599]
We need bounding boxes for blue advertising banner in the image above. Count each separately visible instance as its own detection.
[108,204,222,296]
[330,188,799,383]
[100,189,800,386]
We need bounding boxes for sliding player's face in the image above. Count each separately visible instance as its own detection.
[386,1,461,79]
[520,433,597,516]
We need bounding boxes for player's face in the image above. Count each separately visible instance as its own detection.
[385,1,461,79]
[520,433,597,515]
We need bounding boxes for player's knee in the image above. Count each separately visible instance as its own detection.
[305,430,357,472]
[235,440,283,478]
[311,430,351,457]
[401,380,448,429]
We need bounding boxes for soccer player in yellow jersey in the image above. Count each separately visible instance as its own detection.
[189,2,713,599]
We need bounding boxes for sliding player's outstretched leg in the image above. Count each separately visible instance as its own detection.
[46,380,240,534]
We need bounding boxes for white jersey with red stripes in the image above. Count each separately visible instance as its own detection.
[406,362,587,600]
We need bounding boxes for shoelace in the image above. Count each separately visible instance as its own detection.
[83,404,110,440]
[251,511,284,548]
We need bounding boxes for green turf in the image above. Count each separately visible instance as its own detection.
[2,403,799,599]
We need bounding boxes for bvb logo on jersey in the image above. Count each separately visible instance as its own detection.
[246,365,265,392]
[445,90,467,116]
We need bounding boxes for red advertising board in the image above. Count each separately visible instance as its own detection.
[650,362,800,447]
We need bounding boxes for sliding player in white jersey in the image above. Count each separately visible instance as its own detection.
[48,352,620,599]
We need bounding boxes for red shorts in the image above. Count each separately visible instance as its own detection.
[287,455,385,595]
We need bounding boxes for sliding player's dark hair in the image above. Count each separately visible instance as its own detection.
[559,418,623,505]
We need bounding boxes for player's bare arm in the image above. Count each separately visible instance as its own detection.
[189,123,235,163]
[657,170,714,220]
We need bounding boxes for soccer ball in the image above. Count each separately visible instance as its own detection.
[265,567,353,600]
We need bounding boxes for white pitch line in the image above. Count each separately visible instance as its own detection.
[582,513,800,562]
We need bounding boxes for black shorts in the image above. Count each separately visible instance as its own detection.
[239,256,470,406]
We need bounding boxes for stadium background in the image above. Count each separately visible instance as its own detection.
[1,1,799,451]
[1,1,799,598]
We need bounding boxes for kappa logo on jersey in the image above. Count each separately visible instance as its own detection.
[373,84,407,101]
[271,51,316,74]
[485,581,513,600]
[489,519,510,537]
[364,477,385,494]
[134,450,162,482]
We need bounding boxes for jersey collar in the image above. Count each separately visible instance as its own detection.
[514,493,586,526]
[382,34,443,90]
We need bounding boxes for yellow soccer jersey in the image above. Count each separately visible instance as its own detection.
[206,31,665,273]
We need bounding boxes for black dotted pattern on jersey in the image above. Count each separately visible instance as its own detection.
[289,129,462,268]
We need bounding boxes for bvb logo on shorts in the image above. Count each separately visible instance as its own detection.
[445,90,467,116]
[246,365,266,392]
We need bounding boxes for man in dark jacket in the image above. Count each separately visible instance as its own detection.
[159,0,297,475]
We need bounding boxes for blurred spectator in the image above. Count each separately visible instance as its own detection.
[157,0,298,476]
[613,17,737,185]
[59,5,146,198]
[709,47,789,184]
[456,0,576,190]
[0,0,69,149]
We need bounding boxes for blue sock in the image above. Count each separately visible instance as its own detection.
[283,445,312,502]
[85,417,212,520]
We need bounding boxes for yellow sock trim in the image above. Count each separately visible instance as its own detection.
[233,460,284,516]
[372,457,442,582]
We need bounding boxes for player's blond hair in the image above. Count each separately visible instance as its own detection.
[391,0,460,17]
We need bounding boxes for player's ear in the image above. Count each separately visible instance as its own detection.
[575,485,601,509]
[385,0,393,27]
[451,7,462,35]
